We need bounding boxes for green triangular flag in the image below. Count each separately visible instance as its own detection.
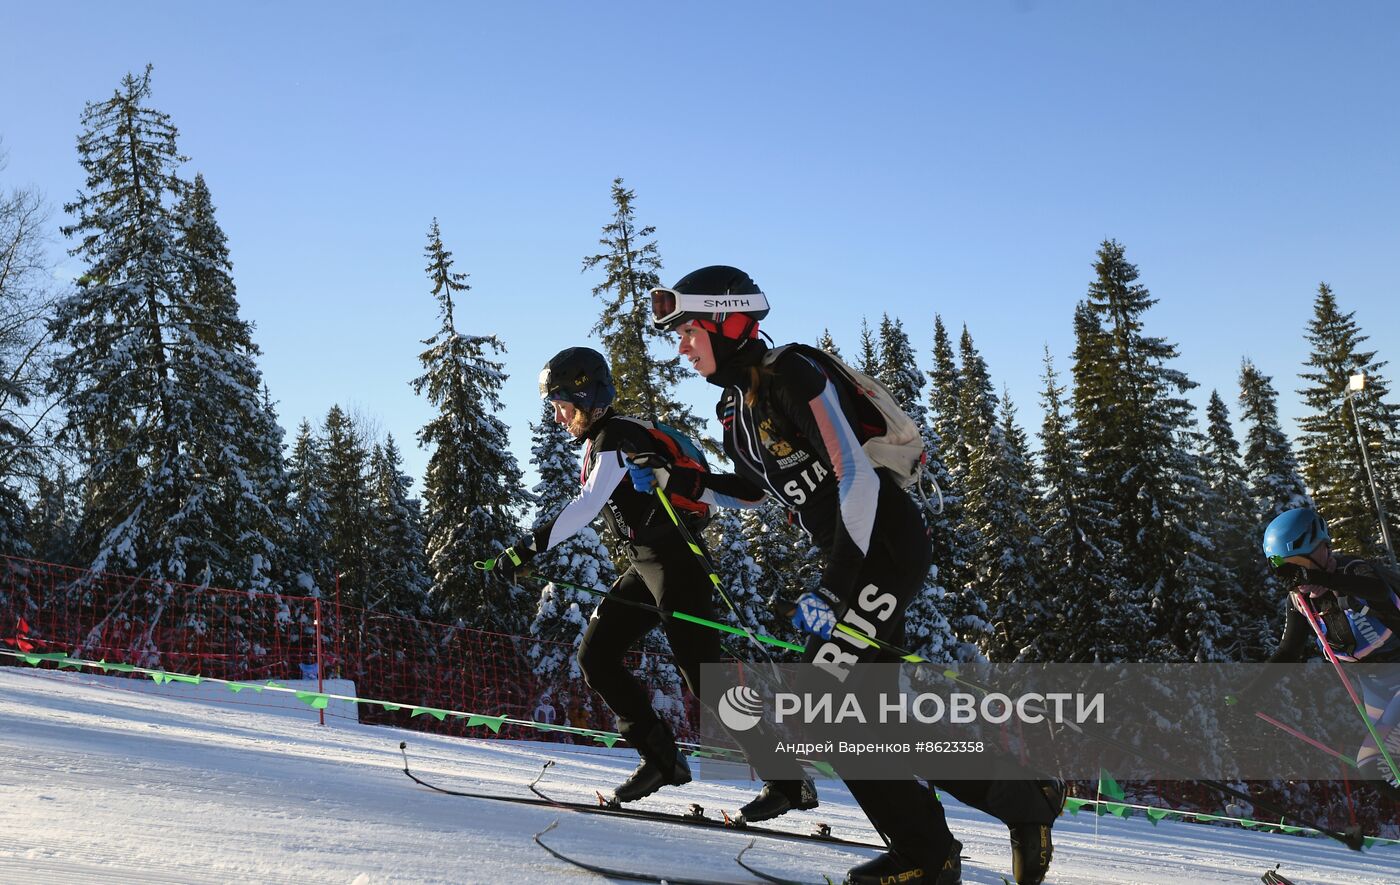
[411,707,448,721]
[148,671,173,685]
[23,654,42,666]
[1279,826,1303,834]
[170,673,201,685]
[1363,837,1378,849]
[106,662,136,673]
[227,682,247,693]
[295,691,330,710]
[1097,769,1125,801]
[57,656,83,670]
[380,703,401,712]
[1146,808,1170,825]
[1064,798,1088,815]
[465,714,506,733]
[1106,802,1131,818]
[1195,814,1218,823]
[810,761,838,779]
[1238,819,1256,829]
[592,734,619,748]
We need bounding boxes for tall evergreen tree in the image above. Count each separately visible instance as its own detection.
[285,419,332,594]
[319,405,373,607]
[1199,391,1272,657]
[1295,283,1400,559]
[955,327,1039,660]
[1072,241,1225,661]
[50,67,284,591]
[413,219,530,629]
[816,328,842,358]
[1034,348,1136,662]
[873,313,974,660]
[1238,358,1311,520]
[583,178,696,435]
[366,435,432,617]
[855,318,879,377]
[920,314,983,653]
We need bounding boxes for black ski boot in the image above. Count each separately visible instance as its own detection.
[737,778,819,823]
[1008,778,1066,885]
[844,840,961,885]
[613,720,692,803]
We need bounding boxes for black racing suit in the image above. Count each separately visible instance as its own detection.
[519,409,725,744]
[662,340,958,868]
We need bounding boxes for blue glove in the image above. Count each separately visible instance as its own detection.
[626,459,658,492]
[791,591,839,639]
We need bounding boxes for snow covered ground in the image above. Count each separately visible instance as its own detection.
[1,667,1395,885]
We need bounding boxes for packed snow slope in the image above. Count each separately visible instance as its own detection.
[0,668,1395,884]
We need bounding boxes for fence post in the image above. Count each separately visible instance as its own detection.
[315,597,325,728]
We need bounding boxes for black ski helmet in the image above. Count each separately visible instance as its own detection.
[650,265,770,336]
[539,347,615,413]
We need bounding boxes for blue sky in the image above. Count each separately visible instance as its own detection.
[4,1,1397,493]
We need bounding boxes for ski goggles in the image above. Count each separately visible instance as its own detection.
[649,287,769,332]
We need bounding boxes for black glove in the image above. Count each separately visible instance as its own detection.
[1272,562,1310,587]
[492,541,536,581]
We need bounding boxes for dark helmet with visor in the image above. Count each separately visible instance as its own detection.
[650,265,770,339]
[539,347,615,413]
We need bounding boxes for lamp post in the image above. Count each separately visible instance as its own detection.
[1344,372,1398,566]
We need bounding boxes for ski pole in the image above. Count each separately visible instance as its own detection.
[483,567,806,654]
[645,482,784,667]
[1252,710,1357,767]
[1294,592,1400,786]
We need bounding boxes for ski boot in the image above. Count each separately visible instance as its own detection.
[613,720,692,803]
[737,778,819,824]
[1008,778,1066,885]
[844,840,961,885]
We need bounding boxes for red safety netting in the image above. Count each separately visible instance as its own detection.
[0,553,699,744]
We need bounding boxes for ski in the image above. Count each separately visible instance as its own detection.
[534,820,757,884]
[399,744,882,850]
[1261,865,1298,885]
[734,841,838,884]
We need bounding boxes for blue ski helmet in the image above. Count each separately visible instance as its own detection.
[1262,508,1330,566]
[539,347,615,413]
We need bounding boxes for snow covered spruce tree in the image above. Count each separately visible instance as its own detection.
[705,506,784,656]
[1238,358,1311,521]
[583,178,697,436]
[285,419,333,595]
[874,314,971,661]
[816,328,842,358]
[1070,240,1226,661]
[527,399,615,690]
[922,314,987,657]
[319,405,374,608]
[855,318,879,377]
[50,67,286,593]
[366,435,432,618]
[1199,390,1274,658]
[413,219,530,630]
[1295,283,1400,559]
[1034,348,1136,662]
[955,326,1041,661]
